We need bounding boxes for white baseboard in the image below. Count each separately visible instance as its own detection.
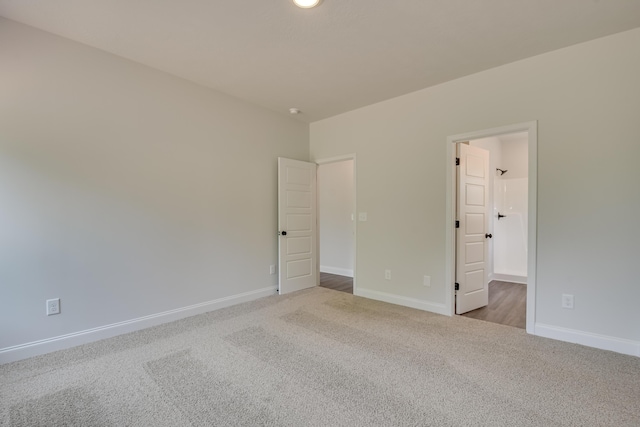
[493,273,527,284]
[320,266,354,277]
[0,286,277,365]
[534,323,640,357]
[355,288,448,316]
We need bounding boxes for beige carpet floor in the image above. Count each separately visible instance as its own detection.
[1,287,639,426]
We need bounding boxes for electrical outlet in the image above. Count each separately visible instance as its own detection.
[46,298,60,316]
[270,264,276,275]
[561,294,574,309]
[423,275,431,287]
[385,269,391,280]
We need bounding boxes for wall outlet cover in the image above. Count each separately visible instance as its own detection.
[561,294,574,309]
[46,298,60,316]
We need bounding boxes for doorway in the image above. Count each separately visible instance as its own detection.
[445,122,537,334]
[457,133,529,328]
[316,156,356,294]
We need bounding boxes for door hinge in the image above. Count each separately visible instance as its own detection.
[455,283,460,291]
[455,157,460,166]
[455,220,460,228]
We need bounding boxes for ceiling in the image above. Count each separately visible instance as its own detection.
[2,1,640,123]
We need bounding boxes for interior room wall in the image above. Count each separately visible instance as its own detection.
[0,18,309,361]
[501,136,528,179]
[318,160,354,277]
[310,28,640,354]
[493,135,529,281]
[493,176,528,280]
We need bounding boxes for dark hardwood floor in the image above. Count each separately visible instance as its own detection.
[460,280,526,329]
[319,272,353,294]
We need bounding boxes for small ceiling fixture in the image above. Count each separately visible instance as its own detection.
[293,0,321,8]
[289,108,301,115]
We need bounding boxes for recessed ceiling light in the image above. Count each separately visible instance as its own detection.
[293,0,321,9]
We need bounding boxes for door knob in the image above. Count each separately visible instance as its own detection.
[279,231,287,236]
[485,233,492,239]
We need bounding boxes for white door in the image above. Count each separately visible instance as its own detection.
[278,158,317,294]
[456,144,490,314]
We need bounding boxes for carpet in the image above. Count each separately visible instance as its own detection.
[1,287,639,426]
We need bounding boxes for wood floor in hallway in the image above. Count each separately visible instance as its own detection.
[319,272,353,294]
[460,280,526,329]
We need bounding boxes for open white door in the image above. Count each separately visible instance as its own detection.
[456,144,490,314]
[278,158,317,294]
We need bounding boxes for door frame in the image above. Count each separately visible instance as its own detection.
[445,122,537,333]
[315,154,357,294]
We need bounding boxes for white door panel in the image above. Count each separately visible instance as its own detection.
[278,158,317,294]
[456,144,490,314]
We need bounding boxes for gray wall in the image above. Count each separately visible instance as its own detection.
[318,160,354,277]
[0,19,309,354]
[311,28,640,351]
